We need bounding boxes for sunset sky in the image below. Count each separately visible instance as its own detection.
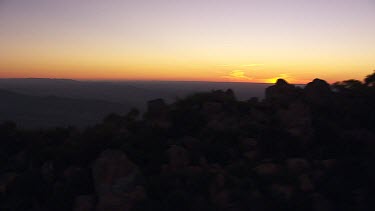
[0,0,374,83]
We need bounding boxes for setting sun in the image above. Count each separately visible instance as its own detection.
[0,0,374,83]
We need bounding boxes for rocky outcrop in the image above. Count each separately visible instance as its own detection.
[164,145,190,171]
[92,150,144,211]
[304,78,333,106]
[147,98,167,117]
[265,79,301,105]
[146,98,171,128]
[286,158,310,174]
[0,172,17,194]
[2,74,375,211]
[209,174,232,210]
[254,163,282,177]
[74,195,95,211]
[202,102,222,115]
[277,102,313,141]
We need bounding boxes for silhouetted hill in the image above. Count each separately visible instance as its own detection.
[0,78,153,107]
[0,89,130,128]
[0,78,270,128]
[0,78,270,107]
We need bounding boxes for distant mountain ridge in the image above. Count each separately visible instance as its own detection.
[0,88,130,128]
[0,78,271,128]
[0,78,151,106]
[0,78,270,105]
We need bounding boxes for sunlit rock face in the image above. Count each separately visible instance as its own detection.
[304,78,333,106]
[92,150,145,211]
[265,79,301,105]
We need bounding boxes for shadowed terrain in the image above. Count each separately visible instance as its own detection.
[0,78,269,105]
[0,72,374,211]
[0,79,269,128]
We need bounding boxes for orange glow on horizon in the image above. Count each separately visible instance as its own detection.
[1,65,371,85]
[0,0,374,84]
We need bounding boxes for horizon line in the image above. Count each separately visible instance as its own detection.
[0,77,310,85]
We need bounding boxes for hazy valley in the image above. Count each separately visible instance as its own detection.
[0,78,270,128]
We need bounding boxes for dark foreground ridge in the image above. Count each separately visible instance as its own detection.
[1,72,375,211]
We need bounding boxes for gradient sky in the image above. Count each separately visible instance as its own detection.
[0,0,374,83]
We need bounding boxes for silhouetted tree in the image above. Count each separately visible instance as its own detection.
[364,70,375,87]
[332,79,364,91]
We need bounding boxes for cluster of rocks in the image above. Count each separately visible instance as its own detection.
[1,76,375,210]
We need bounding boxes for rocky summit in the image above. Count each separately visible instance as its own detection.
[1,73,375,211]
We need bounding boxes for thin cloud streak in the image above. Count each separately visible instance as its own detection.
[222,70,253,81]
[216,64,264,68]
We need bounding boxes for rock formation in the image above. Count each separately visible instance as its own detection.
[92,150,144,211]
[265,79,301,105]
[304,78,333,106]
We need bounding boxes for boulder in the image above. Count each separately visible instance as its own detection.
[270,184,294,200]
[265,79,300,105]
[64,166,84,179]
[243,150,259,161]
[321,159,337,169]
[277,102,313,140]
[239,138,258,151]
[147,98,167,116]
[202,102,222,115]
[211,190,231,210]
[298,174,314,192]
[0,172,17,194]
[207,115,238,132]
[74,195,95,211]
[254,163,282,176]
[286,158,310,174]
[180,136,200,150]
[304,79,333,106]
[92,150,143,211]
[146,98,170,128]
[166,145,190,170]
[312,193,334,211]
[210,174,231,210]
[41,160,54,181]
